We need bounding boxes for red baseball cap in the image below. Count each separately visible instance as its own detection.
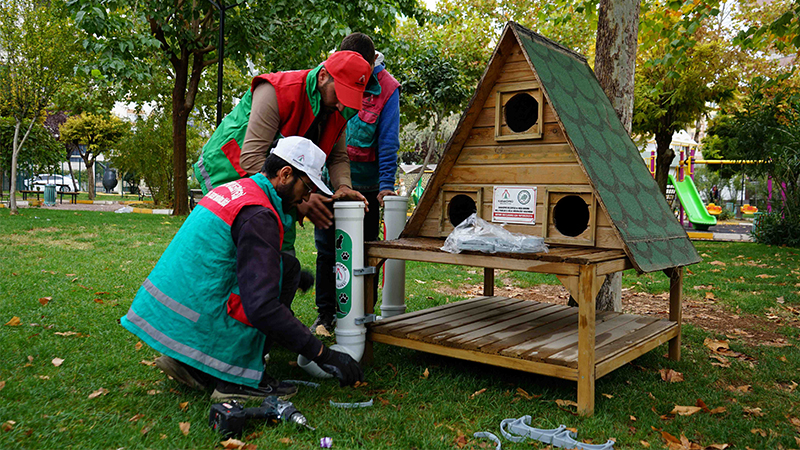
[323,51,371,111]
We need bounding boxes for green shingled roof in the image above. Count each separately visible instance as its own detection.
[511,22,700,273]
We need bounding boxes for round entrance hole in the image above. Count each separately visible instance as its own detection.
[553,195,590,237]
[448,194,477,227]
[504,93,539,133]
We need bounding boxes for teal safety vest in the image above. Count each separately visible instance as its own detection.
[121,174,291,387]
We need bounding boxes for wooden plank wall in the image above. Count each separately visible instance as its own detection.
[416,42,623,250]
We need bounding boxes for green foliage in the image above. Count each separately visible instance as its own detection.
[735,0,800,52]
[728,77,800,242]
[111,110,173,206]
[59,113,129,158]
[752,211,800,246]
[0,117,62,173]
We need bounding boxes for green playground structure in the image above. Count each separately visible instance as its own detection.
[668,174,717,231]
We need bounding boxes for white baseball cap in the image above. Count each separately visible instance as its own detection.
[270,136,333,196]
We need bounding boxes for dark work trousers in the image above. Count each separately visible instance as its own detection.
[314,191,381,318]
[262,251,302,358]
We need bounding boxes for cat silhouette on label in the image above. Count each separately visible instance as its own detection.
[336,234,344,250]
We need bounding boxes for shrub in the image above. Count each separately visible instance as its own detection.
[751,212,800,247]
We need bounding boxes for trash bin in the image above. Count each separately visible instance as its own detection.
[44,184,56,206]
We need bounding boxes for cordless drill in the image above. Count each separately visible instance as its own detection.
[208,396,314,437]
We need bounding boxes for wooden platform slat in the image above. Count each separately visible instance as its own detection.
[372,296,514,336]
[399,297,529,339]
[596,321,679,379]
[548,316,660,364]
[538,315,652,365]
[372,296,493,327]
[429,302,555,344]
[596,320,678,365]
[499,310,620,358]
[368,238,628,267]
[412,300,544,342]
[475,307,580,352]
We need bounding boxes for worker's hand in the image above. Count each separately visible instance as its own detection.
[377,189,396,207]
[332,185,369,213]
[297,193,334,229]
[314,346,363,387]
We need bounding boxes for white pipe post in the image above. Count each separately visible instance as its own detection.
[381,196,409,317]
[298,202,367,378]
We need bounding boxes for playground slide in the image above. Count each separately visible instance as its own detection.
[668,174,717,231]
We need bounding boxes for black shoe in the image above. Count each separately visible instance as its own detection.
[155,356,211,391]
[211,377,297,402]
[259,373,298,400]
[310,314,336,335]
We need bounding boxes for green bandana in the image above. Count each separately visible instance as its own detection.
[305,65,358,121]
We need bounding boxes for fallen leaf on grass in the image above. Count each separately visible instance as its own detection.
[671,405,702,416]
[315,325,331,337]
[735,385,752,393]
[660,368,684,382]
[134,341,143,351]
[27,356,34,362]
[630,415,637,421]
[795,436,800,447]
[52,358,64,367]
[179,401,189,411]
[179,422,190,436]
[705,444,730,450]
[755,274,775,278]
[5,317,21,326]
[709,354,730,368]
[278,437,293,444]
[704,292,716,300]
[515,387,540,400]
[0,381,4,391]
[703,338,729,353]
[556,399,578,408]
[2,421,15,432]
[147,390,162,395]
[129,414,144,422]
[38,375,50,380]
[640,441,650,448]
[709,261,726,266]
[54,331,78,337]
[38,297,51,306]
[140,359,155,366]
[140,423,152,435]
[454,432,468,448]
[470,388,487,399]
[414,279,426,284]
[88,388,108,399]
[93,299,104,304]
[742,406,764,416]
[750,428,767,437]
[220,438,244,449]
[788,416,800,427]
[421,368,429,379]
[602,393,613,399]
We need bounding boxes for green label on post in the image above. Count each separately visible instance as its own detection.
[334,229,353,319]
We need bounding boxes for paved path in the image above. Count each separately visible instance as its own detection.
[683,220,754,242]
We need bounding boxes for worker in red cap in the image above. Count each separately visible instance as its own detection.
[194,50,373,252]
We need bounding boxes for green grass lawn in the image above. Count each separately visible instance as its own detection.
[1,209,798,449]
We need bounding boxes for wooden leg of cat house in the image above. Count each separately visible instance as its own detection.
[362,257,381,366]
[665,267,683,361]
[577,264,598,416]
[483,268,494,296]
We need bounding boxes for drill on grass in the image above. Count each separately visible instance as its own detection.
[209,395,314,437]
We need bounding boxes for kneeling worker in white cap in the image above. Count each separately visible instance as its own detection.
[121,136,363,401]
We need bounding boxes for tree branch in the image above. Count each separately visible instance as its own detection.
[149,18,180,67]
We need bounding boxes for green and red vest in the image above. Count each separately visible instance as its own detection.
[121,174,289,388]
[193,69,348,194]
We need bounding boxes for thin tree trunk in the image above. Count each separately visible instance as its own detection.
[9,118,37,214]
[85,158,96,200]
[66,143,78,191]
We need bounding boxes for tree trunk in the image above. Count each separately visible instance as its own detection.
[655,129,675,195]
[85,157,95,200]
[586,0,641,312]
[9,118,37,214]
[9,121,22,215]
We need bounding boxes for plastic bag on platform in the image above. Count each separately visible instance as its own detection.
[441,213,548,254]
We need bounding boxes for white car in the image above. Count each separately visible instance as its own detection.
[23,174,77,192]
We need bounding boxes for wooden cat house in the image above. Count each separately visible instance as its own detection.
[361,22,701,416]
